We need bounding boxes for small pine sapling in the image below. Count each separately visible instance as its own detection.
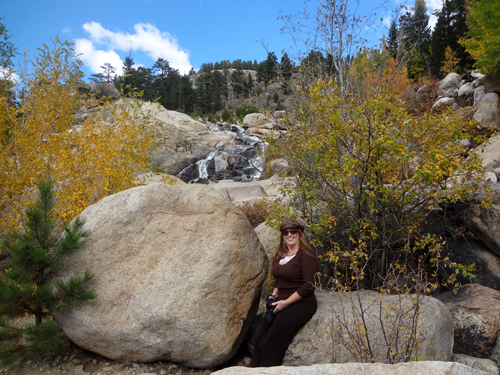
[0,180,96,365]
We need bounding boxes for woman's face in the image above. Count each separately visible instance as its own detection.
[282,228,299,249]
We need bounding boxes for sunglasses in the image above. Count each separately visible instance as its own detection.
[281,228,299,235]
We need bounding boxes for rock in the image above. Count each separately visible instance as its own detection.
[479,133,500,172]
[485,71,500,94]
[435,284,500,358]
[491,335,500,366]
[254,222,280,258]
[142,103,224,175]
[473,93,500,130]
[270,159,290,176]
[475,86,486,108]
[433,97,457,109]
[88,82,121,100]
[452,354,499,375]
[440,236,500,290]
[53,183,268,367]
[243,113,268,128]
[449,201,500,257]
[280,290,453,365]
[211,177,287,205]
[211,362,490,375]
[437,73,462,97]
[458,81,479,107]
[417,85,431,101]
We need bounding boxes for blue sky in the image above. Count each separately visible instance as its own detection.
[2,0,441,80]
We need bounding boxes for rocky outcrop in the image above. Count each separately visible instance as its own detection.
[473,93,500,130]
[280,290,453,365]
[212,362,490,375]
[437,73,462,97]
[53,183,268,367]
[435,284,500,358]
[142,103,224,175]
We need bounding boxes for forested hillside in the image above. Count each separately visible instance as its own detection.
[80,0,488,123]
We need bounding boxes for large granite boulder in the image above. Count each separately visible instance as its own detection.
[437,73,462,97]
[280,290,453,365]
[435,284,500,358]
[53,183,268,367]
[243,113,268,129]
[89,82,121,100]
[473,93,500,130]
[212,362,490,375]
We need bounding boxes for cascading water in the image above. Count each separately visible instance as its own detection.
[177,124,268,184]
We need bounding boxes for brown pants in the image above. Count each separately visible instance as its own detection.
[250,298,317,367]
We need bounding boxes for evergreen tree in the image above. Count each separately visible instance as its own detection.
[195,70,224,114]
[430,0,470,77]
[0,180,95,364]
[400,0,431,78]
[280,52,294,94]
[387,19,399,59]
[244,73,254,98]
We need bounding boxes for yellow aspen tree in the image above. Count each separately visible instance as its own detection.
[0,38,161,231]
[441,47,460,76]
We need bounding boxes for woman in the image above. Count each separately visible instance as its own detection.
[250,219,319,367]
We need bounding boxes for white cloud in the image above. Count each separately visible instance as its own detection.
[75,38,124,75]
[0,67,19,85]
[62,27,72,34]
[75,22,192,75]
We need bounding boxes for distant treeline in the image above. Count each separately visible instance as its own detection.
[90,52,292,117]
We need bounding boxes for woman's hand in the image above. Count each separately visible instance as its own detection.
[272,299,289,313]
[272,291,303,313]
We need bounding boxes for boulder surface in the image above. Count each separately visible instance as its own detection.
[54,183,268,367]
[435,284,500,358]
[280,290,453,365]
[212,362,490,375]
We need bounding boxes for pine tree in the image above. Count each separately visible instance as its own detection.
[399,0,431,78]
[0,180,95,365]
[430,0,470,77]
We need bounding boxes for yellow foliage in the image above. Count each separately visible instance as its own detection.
[441,47,460,76]
[0,38,161,231]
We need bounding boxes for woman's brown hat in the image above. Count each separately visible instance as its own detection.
[280,219,305,232]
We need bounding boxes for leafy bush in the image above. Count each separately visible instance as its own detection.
[267,51,487,293]
[238,200,270,228]
[234,102,258,122]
